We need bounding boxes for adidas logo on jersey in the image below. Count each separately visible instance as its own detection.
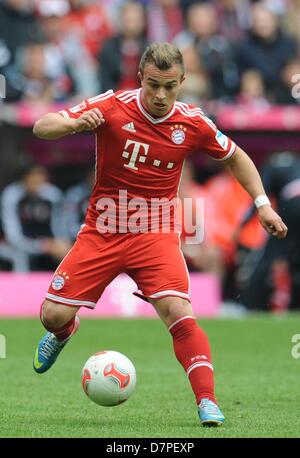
[122,122,136,133]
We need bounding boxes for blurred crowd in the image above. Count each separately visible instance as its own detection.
[0,0,300,107]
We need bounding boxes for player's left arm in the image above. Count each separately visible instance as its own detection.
[225,146,288,239]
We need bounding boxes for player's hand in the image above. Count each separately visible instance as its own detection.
[73,108,105,133]
[257,205,288,239]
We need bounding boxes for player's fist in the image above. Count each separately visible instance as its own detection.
[257,205,288,239]
[74,108,105,132]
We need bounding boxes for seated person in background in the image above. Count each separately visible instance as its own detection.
[64,166,95,241]
[235,69,270,109]
[37,1,99,99]
[178,43,211,106]
[1,164,71,271]
[63,0,113,59]
[99,1,148,92]
[173,2,239,101]
[0,212,23,271]
[4,41,74,103]
[236,3,298,97]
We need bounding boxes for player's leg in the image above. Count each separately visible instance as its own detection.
[33,225,125,373]
[127,232,224,426]
[42,299,78,324]
[34,300,80,373]
[150,295,224,426]
[41,299,80,340]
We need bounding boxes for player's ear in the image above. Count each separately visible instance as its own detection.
[180,74,186,84]
[138,71,143,83]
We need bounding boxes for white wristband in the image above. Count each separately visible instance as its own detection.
[254,195,271,209]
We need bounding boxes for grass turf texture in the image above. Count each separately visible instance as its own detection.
[0,315,299,438]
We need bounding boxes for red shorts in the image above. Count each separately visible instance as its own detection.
[46,224,190,309]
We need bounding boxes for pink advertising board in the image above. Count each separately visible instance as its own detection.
[0,273,221,317]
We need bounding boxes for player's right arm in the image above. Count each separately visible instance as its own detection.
[33,90,115,140]
[33,108,105,140]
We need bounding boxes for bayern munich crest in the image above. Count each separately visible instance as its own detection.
[51,271,69,291]
[171,125,186,144]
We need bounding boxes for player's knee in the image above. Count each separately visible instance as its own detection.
[168,300,192,323]
[150,297,193,327]
[41,300,70,328]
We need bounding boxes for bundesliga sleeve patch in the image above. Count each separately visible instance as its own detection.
[215,130,229,150]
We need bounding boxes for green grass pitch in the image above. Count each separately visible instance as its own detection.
[0,315,300,438]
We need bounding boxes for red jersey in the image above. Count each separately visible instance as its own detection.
[59,89,236,233]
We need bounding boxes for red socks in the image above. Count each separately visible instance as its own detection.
[40,304,76,342]
[169,316,216,405]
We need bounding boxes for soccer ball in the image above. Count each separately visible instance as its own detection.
[81,351,137,406]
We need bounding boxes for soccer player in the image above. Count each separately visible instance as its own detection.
[32,42,288,426]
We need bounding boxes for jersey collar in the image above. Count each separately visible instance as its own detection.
[136,88,175,124]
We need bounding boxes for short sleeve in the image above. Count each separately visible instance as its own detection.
[59,90,115,119]
[197,115,237,161]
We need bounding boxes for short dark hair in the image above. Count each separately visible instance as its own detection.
[139,42,185,76]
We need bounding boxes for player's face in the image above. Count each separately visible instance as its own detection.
[139,64,185,117]
[24,168,48,194]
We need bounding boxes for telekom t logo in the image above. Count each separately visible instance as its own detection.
[122,139,149,171]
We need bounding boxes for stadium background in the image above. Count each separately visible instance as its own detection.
[0,0,300,439]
